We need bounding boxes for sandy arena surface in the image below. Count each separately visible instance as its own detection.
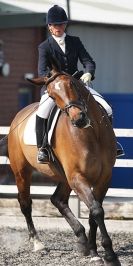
[0,216,133,266]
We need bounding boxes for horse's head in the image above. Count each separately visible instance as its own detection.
[49,73,91,128]
[27,61,90,128]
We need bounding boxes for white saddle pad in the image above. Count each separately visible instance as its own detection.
[23,109,60,146]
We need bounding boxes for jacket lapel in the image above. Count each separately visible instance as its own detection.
[49,36,65,55]
[65,35,71,55]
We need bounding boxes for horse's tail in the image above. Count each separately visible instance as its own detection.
[0,135,8,157]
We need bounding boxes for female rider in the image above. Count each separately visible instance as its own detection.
[36,5,123,163]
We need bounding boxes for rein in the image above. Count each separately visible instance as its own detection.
[0,94,50,144]
[45,72,66,86]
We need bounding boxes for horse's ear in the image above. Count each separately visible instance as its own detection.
[26,77,48,85]
[49,56,61,73]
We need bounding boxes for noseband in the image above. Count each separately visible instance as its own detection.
[63,79,88,115]
[64,100,87,115]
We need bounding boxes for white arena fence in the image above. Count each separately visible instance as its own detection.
[0,126,133,218]
[1,126,133,167]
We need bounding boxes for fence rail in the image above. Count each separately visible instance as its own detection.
[0,185,132,218]
[0,126,133,218]
[1,126,133,167]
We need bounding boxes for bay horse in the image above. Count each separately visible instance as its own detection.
[7,61,120,265]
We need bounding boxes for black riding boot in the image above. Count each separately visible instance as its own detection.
[108,115,125,157]
[36,115,49,163]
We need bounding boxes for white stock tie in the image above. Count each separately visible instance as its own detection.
[59,39,65,46]
[58,38,65,53]
[52,34,66,53]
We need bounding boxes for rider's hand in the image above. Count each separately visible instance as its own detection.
[80,73,92,84]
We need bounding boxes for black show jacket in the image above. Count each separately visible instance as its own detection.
[38,35,96,79]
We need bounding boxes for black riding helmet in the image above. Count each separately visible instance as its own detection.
[46,5,68,25]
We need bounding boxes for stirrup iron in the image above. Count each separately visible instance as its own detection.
[116,141,125,158]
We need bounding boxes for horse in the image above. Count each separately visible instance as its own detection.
[6,60,121,266]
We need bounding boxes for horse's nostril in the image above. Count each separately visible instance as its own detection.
[72,112,88,128]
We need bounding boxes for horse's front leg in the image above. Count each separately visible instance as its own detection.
[90,200,121,266]
[91,184,121,266]
[88,186,107,265]
[70,174,104,265]
[88,212,101,264]
[50,181,89,255]
[71,174,121,265]
[16,169,44,252]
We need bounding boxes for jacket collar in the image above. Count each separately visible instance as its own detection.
[48,35,71,55]
[52,33,66,45]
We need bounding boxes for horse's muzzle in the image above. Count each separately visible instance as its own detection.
[72,111,90,128]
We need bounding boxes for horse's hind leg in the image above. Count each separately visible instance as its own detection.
[15,167,44,251]
[50,181,89,255]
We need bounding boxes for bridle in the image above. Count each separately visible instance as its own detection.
[46,72,89,115]
[63,100,87,115]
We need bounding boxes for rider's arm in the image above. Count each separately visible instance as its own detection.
[77,37,96,80]
[38,41,50,77]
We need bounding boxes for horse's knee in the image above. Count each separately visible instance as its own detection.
[50,194,64,213]
[51,195,68,215]
[50,194,59,207]
[90,200,104,223]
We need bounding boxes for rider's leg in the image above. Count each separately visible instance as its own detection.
[108,115,125,157]
[89,87,113,117]
[88,87,124,157]
[36,115,49,162]
[36,92,55,163]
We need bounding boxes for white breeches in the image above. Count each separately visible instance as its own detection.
[89,87,112,116]
[36,92,55,118]
[37,88,112,119]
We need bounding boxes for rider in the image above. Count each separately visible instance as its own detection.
[36,4,124,164]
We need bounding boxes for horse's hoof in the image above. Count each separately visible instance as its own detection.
[33,239,44,252]
[90,256,104,265]
[104,258,121,266]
